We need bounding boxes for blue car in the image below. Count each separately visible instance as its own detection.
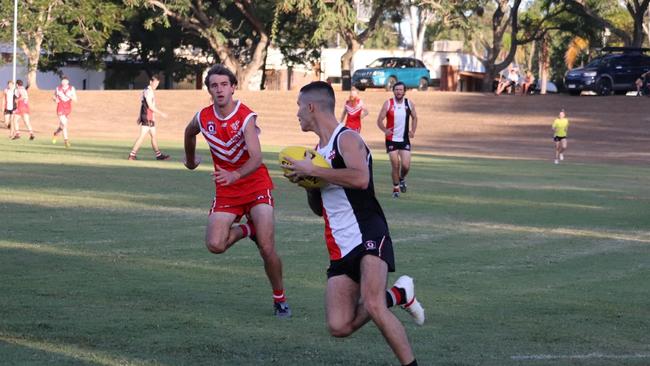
[352,57,430,91]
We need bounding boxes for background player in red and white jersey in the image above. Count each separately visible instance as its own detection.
[183,64,291,318]
[128,75,170,161]
[52,76,78,148]
[339,88,368,133]
[377,82,418,198]
[285,81,424,366]
[12,80,35,140]
[2,80,16,136]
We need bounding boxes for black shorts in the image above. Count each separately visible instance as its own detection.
[553,136,566,142]
[4,108,15,115]
[385,140,411,153]
[138,119,155,127]
[327,235,395,283]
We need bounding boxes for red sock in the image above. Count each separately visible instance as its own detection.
[273,289,286,303]
[238,222,256,238]
[390,286,403,305]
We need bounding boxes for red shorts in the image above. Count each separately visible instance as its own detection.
[57,104,72,117]
[16,102,29,116]
[209,189,274,218]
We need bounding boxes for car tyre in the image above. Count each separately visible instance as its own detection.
[386,77,397,91]
[568,90,580,96]
[417,78,428,91]
[356,86,366,91]
[596,78,612,96]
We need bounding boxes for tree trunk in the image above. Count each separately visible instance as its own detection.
[539,36,549,95]
[20,43,41,90]
[340,38,360,91]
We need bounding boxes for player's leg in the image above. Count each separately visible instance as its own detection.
[204,211,239,254]
[22,114,34,139]
[8,113,17,138]
[388,150,401,197]
[148,126,170,160]
[248,202,290,316]
[129,125,150,159]
[326,275,370,337]
[359,255,416,365]
[554,139,561,163]
[398,149,411,193]
[58,114,71,147]
[560,138,567,160]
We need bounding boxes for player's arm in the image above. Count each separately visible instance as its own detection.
[71,88,78,102]
[184,115,201,170]
[376,101,391,135]
[145,89,167,118]
[289,132,369,190]
[213,116,262,185]
[361,102,369,118]
[306,189,323,216]
[409,100,417,138]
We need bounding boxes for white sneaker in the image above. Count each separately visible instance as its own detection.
[559,153,564,161]
[554,159,559,164]
[393,275,425,326]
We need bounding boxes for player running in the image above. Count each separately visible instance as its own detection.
[339,88,368,133]
[128,75,170,161]
[377,82,418,198]
[183,64,291,318]
[13,80,35,140]
[285,81,424,366]
[52,76,77,148]
[552,109,569,164]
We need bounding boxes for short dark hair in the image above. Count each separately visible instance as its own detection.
[392,81,406,91]
[16,80,23,86]
[299,81,336,113]
[150,75,159,82]
[61,75,69,81]
[204,64,237,88]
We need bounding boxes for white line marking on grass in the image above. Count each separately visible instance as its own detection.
[512,353,650,361]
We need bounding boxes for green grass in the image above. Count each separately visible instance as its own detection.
[1,138,649,366]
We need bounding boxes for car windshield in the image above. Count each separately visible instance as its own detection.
[585,58,602,68]
[367,59,395,68]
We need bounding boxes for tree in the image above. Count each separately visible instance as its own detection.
[136,0,275,90]
[563,0,650,48]
[0,0,122,89]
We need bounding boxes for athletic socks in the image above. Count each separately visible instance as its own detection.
[273,289,286,303]
[403,360,418,366]
[385,286,407,308]
[238,222,256,239]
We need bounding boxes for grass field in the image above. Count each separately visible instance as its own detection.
[1,137,649,366]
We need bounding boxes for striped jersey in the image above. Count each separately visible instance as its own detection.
[54,85,75,108]
[316,124,390,260]
[385,97,412,142]
[196,101,273,197]
[343,98,363,131]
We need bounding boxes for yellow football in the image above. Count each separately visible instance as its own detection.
[278,146,330,189]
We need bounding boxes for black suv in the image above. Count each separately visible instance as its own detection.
[564,47,650,95]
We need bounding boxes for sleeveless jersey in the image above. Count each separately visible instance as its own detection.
[139,87,154,122]
[55,85,75,111]
[15,87,29,115]
[344,99,363,132]
[197,101,273,198]
[3,88,16,110]
[316,124,390,260]
[385,97,411,142]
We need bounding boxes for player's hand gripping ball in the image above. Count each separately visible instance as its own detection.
[279,146,329,189]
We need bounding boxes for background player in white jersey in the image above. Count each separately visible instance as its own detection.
[183,64,291,317]
[128,75,170,161]
[377,82,418,198]
[3,80,16,135]
[52,76,78,148]
[285,81,424,366]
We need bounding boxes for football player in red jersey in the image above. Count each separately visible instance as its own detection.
[183,64,290,318]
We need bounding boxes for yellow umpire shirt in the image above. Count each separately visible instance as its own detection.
[552,118,569,138]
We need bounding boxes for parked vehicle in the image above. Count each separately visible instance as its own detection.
[564,47,650,96]
[352,57,430,91]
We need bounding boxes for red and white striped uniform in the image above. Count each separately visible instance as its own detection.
[15,86,29,115]
[54,85,76,116]
[197,101,273,198]
[343,98,363,132]
[385,97,412,142]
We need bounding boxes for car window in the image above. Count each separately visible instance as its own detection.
[396,59,413,68]
[367,59,385,68]
[415,60,426,68]
[585,58,602,68]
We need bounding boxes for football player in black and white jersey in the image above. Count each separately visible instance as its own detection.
[284,81,424,366]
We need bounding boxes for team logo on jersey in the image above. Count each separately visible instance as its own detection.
[327,150,336,160]
[364,240,377,250]
[231,120,241,132]
[207,121,217,134]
